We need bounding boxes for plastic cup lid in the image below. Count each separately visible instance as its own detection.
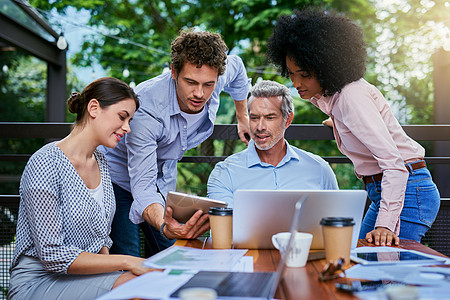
[320,217,355,227]
[208,207,232,216]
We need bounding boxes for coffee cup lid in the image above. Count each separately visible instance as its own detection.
[208,207,232,216]
[320,217,355,227]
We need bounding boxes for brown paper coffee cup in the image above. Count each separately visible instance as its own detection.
[320,217,355,268]
[208,207,233,249]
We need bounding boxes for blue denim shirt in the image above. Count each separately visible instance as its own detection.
[207,139,339,207]
[102,55,250,224]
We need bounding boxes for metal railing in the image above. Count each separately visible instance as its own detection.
[2,122,450,164]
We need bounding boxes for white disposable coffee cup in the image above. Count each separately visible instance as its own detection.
[271,232,313,267]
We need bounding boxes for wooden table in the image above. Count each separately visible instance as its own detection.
[174,239,447,300]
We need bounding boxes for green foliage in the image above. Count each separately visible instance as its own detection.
[177,162,214,196]
[365,0,448,125]
[0,54,46,122]
[0,48,83,194]
[28,0,378,84]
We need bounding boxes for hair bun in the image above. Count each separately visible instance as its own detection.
[67,91,83,114]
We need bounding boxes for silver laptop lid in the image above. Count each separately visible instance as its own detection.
[233,189,367,250]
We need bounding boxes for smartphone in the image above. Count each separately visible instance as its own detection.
[336,280,386,293]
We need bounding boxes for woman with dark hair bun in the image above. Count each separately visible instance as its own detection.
[267,8,440,247]
[8,77,155,300]
[68,77,140,123]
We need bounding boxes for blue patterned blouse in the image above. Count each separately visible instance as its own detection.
[11,142,116,274]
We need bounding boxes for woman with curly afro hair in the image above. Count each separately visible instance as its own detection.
[267,8,440,247]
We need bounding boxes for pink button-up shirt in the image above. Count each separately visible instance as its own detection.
[309,79,424,234]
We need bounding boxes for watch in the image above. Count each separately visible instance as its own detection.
[159,222,173,241]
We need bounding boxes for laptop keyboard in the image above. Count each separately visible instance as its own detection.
[216,272,275,297]
[171,271,276,298]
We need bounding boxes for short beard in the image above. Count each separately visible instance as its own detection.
[254,134,283,151]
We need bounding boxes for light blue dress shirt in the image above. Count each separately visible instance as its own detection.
[207,139,339,207]
[102,55,250,224]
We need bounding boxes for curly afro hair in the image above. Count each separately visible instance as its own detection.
[267,8,367,96]
[171,29,228,76]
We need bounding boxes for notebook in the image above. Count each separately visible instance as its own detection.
[170,198,306,299]
[233,189,367,250]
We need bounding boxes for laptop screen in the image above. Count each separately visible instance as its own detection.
[232,189,367,250]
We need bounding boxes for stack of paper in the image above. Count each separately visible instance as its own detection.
[97,246,252,300]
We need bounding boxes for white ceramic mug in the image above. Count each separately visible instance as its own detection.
[272,232,313,267]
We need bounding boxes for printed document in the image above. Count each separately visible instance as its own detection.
[143,246,248,271]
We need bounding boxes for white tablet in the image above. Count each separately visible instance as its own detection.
[165,191,227,223]
[350,249,447,265]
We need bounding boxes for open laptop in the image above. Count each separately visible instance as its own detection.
[170,198,306,299]
[233,189,367,250]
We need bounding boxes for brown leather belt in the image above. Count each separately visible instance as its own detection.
[362,160,426,184]
[363,173,383,184]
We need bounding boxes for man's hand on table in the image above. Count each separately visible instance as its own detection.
[163,206,210,240]
[365,227,400,246]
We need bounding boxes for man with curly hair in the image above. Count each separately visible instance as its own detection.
[266,8,440,247]
[102,30,251,257]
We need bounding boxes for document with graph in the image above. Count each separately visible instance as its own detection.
[143,246,248,271]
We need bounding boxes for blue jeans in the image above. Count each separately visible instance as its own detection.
[110,183,175,257]
[359,162,440,242]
